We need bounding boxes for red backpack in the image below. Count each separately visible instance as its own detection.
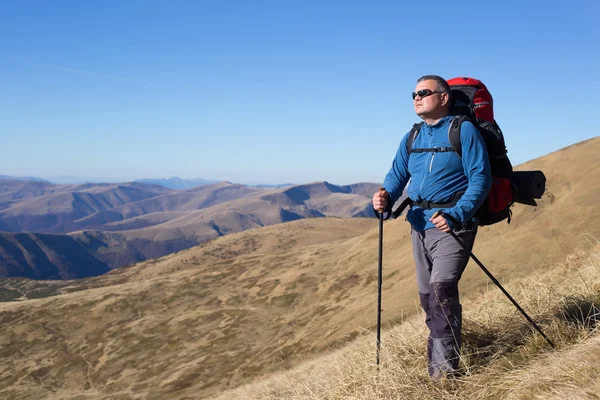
[446,77,515,225]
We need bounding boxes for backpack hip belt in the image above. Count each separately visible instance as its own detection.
[391,192,463,219]
[412,191,463,210]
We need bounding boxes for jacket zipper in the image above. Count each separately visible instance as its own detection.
[419,127,433,193]
[429,152,435,172]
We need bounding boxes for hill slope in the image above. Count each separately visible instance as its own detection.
[0,232,110,279]
[213,245,600,400]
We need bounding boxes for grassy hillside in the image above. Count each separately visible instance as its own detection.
[213,246,600,400]
[0,218,376,399]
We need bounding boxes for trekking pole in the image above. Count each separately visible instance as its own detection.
[376,187,385,366]
[433,211,555,348]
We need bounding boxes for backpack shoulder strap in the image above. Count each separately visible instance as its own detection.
[406,122,423,155]
[448,115,469,159]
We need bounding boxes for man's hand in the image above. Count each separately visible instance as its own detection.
[430,214,452,233]
[372,189,389,212]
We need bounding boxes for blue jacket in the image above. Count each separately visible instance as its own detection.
[383,115,492,231]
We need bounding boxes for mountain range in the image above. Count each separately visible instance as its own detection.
[0,175,295,189]
[0,179,383,279]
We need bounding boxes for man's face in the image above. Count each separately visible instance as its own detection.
[413,80,448,118]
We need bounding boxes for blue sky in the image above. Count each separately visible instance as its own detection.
[1,0,598,185]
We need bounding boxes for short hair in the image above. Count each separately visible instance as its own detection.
[417,75,451,94]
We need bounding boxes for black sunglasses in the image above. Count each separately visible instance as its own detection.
[411,89,445,100]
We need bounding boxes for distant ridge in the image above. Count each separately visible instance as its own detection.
[135,177,295,190]
[248,183,295,188]
[134,177,222,189]
[0,175,49,183]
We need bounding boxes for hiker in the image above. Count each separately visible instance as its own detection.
[372,75,492,379]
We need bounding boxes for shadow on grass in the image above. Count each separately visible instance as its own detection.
[458,294,599,374]
[460,318,532,370]
[556,295,600,332]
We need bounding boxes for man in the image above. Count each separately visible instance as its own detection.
[372,75,492,379]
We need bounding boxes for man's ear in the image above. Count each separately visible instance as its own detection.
[441,92,450,107]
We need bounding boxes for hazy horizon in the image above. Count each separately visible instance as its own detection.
[3,134,593,187]
[0,173,312,187]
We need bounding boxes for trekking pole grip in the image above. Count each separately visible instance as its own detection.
[378,187,386,212]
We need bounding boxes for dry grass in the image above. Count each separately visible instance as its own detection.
[213,244,600,400]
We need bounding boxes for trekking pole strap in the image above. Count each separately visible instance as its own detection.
[391,197,414,219]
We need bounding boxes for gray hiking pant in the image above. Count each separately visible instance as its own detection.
[412,224,477,379]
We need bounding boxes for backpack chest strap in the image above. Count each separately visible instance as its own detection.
[409,146,459,154]
[406,116,465,157]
